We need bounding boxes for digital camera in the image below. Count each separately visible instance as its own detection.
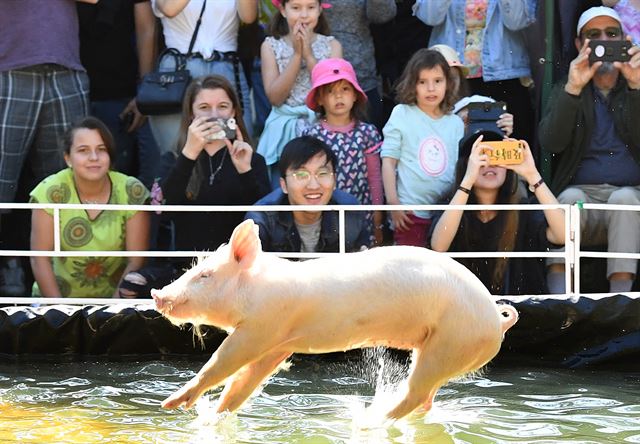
[588,40,631,64]
[206,117,237,141]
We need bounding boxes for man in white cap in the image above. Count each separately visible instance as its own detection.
[539,6,640,294]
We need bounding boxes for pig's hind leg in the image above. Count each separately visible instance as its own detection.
[385,331,476,421]
[216,351,292,413]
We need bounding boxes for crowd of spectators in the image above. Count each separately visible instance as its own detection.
[1,0,639,298]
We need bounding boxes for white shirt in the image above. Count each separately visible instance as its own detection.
[152,0,239,56]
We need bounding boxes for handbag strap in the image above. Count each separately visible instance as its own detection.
[186,0,207,57]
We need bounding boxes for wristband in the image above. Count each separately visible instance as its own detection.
[528,178,544,193]
[457,185,471,194]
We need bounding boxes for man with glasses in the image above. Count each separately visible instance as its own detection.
[245,136,370,253]
[540,6,640,294]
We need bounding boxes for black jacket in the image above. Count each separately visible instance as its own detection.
[539,77,640,194]
[244,189,371,253]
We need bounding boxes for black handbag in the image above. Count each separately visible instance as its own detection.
[466,101,507,137]
[136,0,206,115]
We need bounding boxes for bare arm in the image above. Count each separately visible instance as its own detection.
[533,182,565,246]
[114,211,150,297]
[329,38,342,58]
[76,0,99,4]
[155,0,190,18]
[602,0,620,6]
[430,137,488,252]
[381,157,400,206]
[261,40,302,106]
[122,1,158,129]
[506,140,565,245]
[30,210,61,297]
[237,0,258,24]
[382,156,412,232]
[134,1,156,77]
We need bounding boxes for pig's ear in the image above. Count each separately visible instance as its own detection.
[229,219,261,269]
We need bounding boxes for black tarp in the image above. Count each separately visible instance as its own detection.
[1,295,638,368]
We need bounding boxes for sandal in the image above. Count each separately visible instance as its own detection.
[118,264,177,299]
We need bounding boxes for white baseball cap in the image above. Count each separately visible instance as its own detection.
[576,6,622,35]
[452,95,495,115]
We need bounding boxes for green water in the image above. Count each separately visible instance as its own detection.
[0,352,638,443]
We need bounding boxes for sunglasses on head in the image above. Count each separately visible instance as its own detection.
[581,27,623,40]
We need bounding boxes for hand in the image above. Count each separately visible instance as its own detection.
[226,127,253,174]
[292,22,304,56]
[461,135,490,187]
[182,116,221,160]
[496,112,514,136]
[296,21,314,62]
[390,209,413,233]
[503,139,540,184]
[119,99,146,133]
[614,38,640,89]
[565,39,601,95]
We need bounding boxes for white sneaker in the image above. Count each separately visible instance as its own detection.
[0,258,26,296]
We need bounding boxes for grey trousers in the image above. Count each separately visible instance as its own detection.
[549,184,640,277]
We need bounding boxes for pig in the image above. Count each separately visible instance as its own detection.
[152,219,518,421]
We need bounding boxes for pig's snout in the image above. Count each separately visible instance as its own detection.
[152,289,175,314]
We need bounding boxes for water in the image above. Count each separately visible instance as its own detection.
[0,351,638,443]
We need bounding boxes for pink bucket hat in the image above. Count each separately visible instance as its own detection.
[305,58,367,110]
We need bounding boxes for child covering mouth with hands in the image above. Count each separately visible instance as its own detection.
[257,0,342,187]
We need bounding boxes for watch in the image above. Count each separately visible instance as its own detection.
[528,178,544,193]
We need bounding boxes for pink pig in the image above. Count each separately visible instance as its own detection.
[152,219,518,421]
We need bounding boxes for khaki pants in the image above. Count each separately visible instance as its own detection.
[548,184,640,277]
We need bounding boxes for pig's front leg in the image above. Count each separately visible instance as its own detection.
[162,328,280,410]
[216,351,291,413]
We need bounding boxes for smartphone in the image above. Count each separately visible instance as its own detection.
[466,101,507,136]
[206,117,237,141]
[588,40,631,64]
[482,140,524,165]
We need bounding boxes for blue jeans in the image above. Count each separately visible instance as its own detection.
[149,55,253,155]
[91,99,161,188]
[251,58,271,134]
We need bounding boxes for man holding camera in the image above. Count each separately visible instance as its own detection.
[539,6,640,294]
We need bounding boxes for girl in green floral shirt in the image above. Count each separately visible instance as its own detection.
[30,117,150,298]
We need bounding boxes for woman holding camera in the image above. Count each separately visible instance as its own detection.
[162,75,270,255]
[429,133,565,295]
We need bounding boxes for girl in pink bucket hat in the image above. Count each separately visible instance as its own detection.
[305,58,385,245]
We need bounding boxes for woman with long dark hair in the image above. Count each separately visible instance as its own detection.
[430,133,564,295]
[162,75,270,256]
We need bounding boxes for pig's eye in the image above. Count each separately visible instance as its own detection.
[199,272,210,279]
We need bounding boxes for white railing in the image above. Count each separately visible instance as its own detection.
[1,201,639,305]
